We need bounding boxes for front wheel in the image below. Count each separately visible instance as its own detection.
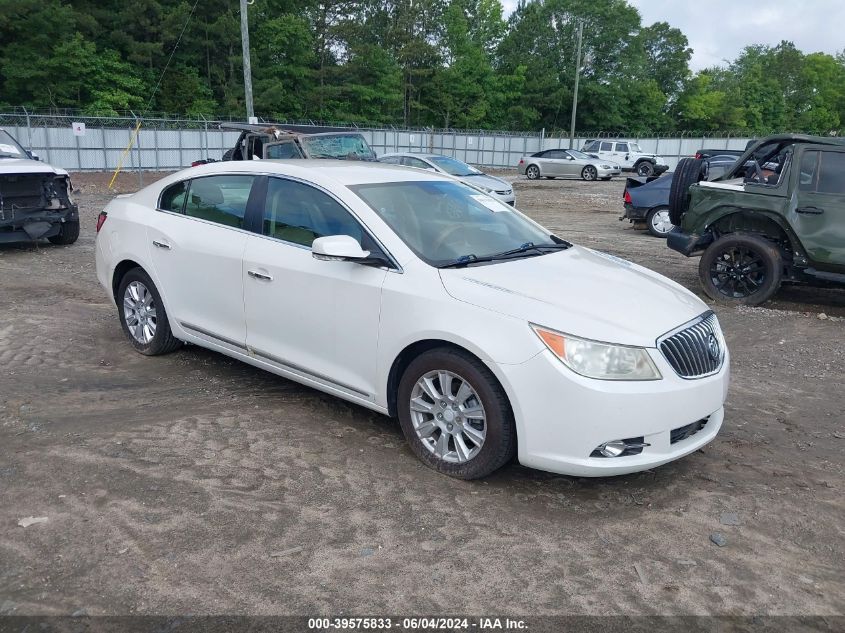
[48,220,80,245]
[636,162,655,177]
[581,165,598,181]
[525,165,540,180]
[117,268,183,355]
[698,233,783,305]
[646,206,674,238]
[397,348,516,479]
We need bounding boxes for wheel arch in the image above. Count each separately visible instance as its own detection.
[705,208,802,255]
[385,338,516,422]
[524,162,541,176]
[111,259,146,302]
[633,157,656,166]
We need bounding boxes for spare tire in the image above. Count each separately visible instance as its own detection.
[222,148,235,161]
[668,157,706,225]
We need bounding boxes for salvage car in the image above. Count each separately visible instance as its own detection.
[621,173,674,237]
[582,139,668,177]
[95,161,729,479]
[668,133,845,304]
[217,123,376,162]
[379,153,514,205]
[518,149,621,181]
[0,129,79,245]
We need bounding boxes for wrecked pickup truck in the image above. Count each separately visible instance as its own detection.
[0,128,79,245]
[217,123,376,162]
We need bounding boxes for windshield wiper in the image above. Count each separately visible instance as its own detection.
[440,242,566,268]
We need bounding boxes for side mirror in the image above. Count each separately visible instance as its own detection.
[312,235,371,262]
[27,151,40,161]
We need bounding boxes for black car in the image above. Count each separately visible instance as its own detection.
[621,173,674,237]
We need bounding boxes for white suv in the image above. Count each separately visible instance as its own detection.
[95,161,728,479]
[582,139,667,177]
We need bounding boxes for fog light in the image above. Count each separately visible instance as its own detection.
[591,437,650,458]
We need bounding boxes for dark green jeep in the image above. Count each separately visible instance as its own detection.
[667,134,845,304]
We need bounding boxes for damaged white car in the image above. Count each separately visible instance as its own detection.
[0,128,79,245]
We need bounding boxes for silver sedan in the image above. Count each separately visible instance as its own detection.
[518,149,621,181]
[378,153,515,205]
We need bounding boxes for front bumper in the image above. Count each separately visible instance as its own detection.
[490,190,516,205]
[498,347,729,477]
[667,228,712,256]
[597,166,622,178]
[0,204,79,243]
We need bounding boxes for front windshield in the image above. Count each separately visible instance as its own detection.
[0,130,26,157]
[566,150,591,160]
[429,156,480,177]
[351,180,560,266]
[301,134,375,160]
[629,143,642,152]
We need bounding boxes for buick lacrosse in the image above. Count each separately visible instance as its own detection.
[95,161,729,479]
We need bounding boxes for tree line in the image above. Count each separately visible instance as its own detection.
[2,0,844,134]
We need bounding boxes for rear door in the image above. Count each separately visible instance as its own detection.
[146,174,259,348]
[791,148,845,269]
[242,176,388,400]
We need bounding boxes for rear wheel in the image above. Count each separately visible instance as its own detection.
[47,220,79,245]
[646,206,674,238]
[699,233,783,305]
[117,268,183,355]
[668,157,706,225]
[397,348,516,479]
[525,164,540,180]
[581,165,598,181]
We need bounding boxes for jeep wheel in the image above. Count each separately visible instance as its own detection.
[636,161,655,177]
[668,157,706,225]
[581,165,598,181]
[699,234,783,305]
[645,206,674,238]
[222,148,234,161]
[47,220,80,246]
[525,165,540,180]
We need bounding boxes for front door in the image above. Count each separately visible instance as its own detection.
[792,148,845,269]
[146,174,258,347]
[243,176,388,400]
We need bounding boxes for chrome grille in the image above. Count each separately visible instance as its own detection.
[658,312,724,378]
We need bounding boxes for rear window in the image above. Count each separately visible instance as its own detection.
[159,181,187,212]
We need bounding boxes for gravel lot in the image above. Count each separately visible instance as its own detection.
[0,170,843,617]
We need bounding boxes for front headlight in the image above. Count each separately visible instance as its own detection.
[601,164,612,169]
[530,324,662,381]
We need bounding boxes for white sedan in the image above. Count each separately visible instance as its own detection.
[95,161,729,479]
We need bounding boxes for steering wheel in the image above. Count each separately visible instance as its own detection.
[431,225,468,258]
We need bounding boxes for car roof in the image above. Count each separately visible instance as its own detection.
[219,123,366,138]
[746,133,845,150]
[380,152,449,160]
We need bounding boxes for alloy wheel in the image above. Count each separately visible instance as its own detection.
[409,370,486,463]
[123,281,157,344]
[709,246,767,298]
[526,165,540,180]
[582,166,597,181]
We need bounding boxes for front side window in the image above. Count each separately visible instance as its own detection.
[817,151,845,194]
[546,150,567,159]
[799,151,819,191]
[566,150,591,160]
[600,141,613,151]
[265,141,302,159]
[403,157,434,170]
[351,180,557,266]
[159,181,187,212]
[184,175,254,228]
[582,141,599,152]
[263,178,364,247]
[616,143,629,153]
[429,156,479,176]
[379,156,401,165]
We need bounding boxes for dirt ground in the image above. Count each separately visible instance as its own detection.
[0,169,843,617]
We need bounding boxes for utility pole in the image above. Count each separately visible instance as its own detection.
[239,0,255,122]
[569,20,583,150]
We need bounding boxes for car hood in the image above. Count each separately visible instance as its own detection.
[0,157,69,177]
[439,245,708,348]
[461,173,511,192]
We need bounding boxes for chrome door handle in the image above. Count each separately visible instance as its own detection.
[152,240,171,249]
[247,269,273,281]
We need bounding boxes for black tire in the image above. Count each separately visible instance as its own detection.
[544,176,555,180]
[222,148,234,161]
[116,267,183,356]
[397,347,516,480]
[668,157,706,225]
[525,164,540,180]
[698,233,783,305]
[47,220,80,245]
[636,161,655,177]
[645,206,674,238]
[581,165,598,181]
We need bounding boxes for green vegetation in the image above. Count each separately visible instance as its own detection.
[1,0,843,133]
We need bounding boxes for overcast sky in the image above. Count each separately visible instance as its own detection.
[500,0,845,72]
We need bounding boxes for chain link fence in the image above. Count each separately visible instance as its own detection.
[1,108,762,172]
